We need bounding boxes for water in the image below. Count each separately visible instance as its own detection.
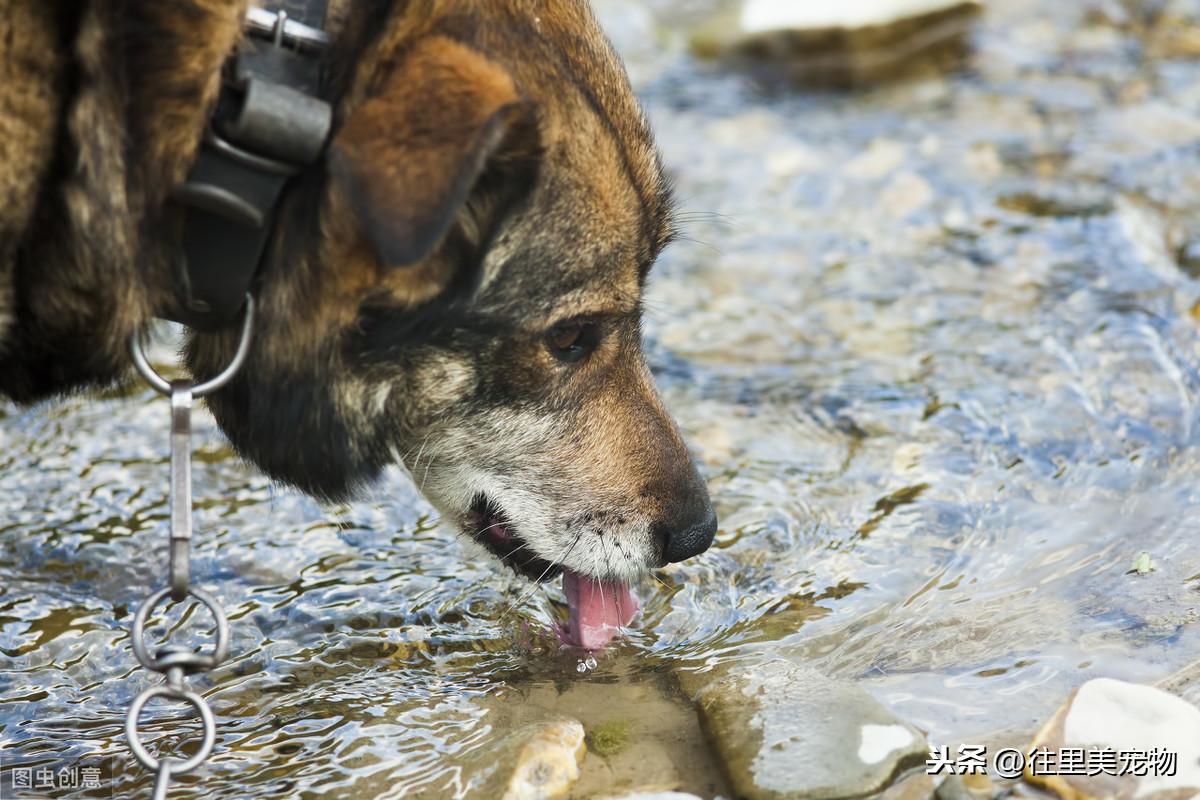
[6,0,1200,796]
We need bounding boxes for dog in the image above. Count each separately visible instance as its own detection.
[0,0,717,641]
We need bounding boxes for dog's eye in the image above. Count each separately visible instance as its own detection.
[546,321,598,363]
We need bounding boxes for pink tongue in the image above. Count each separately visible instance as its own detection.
[562,570,639,650]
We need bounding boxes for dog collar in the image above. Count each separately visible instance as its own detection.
[163,2,333,331]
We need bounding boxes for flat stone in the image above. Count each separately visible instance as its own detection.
[696,660,927,799]
[503,720,587,800]
[1026,678,1200,800]
[691,0,983,88]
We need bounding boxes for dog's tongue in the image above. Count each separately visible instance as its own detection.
[561,570,639,650]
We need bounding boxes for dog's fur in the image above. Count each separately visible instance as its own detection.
[0,0,715,581]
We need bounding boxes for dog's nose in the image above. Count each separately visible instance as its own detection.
[657,504,718,564]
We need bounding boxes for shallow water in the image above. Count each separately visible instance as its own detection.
[6,0,1200,796]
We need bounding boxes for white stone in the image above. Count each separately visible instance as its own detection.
[741,0,974,34]
[1062,678,1200,798]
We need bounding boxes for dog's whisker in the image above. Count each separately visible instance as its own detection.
[673,233,724,255]
[420,451,437,492]
[670,207,741,230]
[399,437,423,465]
[602,576,610,626]
[500,542,530,559]
[407,433,432,479]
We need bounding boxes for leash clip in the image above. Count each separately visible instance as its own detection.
[122,297,253,799]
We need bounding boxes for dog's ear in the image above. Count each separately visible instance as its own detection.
[328,36,540,269]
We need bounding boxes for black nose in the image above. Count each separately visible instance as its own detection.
[658,505,718,564]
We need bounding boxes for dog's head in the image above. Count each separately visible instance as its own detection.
[190,2,716,590]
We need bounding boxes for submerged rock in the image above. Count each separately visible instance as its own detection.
[691,0,983,88]
[1025,678,1200,800]
[503,720,587,800]
[695,660,927,799]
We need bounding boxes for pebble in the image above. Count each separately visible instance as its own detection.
[1025,678,1200,800]
[503,720,587,800]
[881,172,935,219]
[695,660,927,799]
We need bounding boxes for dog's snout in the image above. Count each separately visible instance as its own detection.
[656,501,717,564]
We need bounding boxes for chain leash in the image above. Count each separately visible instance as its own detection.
[123,298,255,799]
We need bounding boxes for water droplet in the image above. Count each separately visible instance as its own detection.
[584,656,598,670]
[576,661,588,673]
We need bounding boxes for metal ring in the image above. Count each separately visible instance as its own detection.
[125,684,217,773]
[131,587,230,674]
[129,294,255,398]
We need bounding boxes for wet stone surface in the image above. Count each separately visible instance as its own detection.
[696,660,927,799]
[1025,678,1200,800]
[503,719,587,800]
[6,0,1200,797]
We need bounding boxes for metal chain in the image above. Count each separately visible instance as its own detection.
[124,298,254,799]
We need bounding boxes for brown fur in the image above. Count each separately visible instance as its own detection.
[0,0,248,398]
[0,0,716,581]
[0,1,64,351]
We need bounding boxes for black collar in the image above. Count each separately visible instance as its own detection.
[163,2,333,330]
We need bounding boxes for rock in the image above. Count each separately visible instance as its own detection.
[1096,102,1200,157]
[933,774,972,800]
[696,660,927,799]
[846,139,909,180]
[690,0,983,88]
[934,772,992,800]
[880,771,940,800]
[960,771,994,797]
[503,720,587,800]
[1157,659,1200,708]
[995,185,1113,219]
[600,793,705,800]
[881,171,935,219]
[1025,678,1200,800]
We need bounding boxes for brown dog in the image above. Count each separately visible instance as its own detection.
[0,0,716,641]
